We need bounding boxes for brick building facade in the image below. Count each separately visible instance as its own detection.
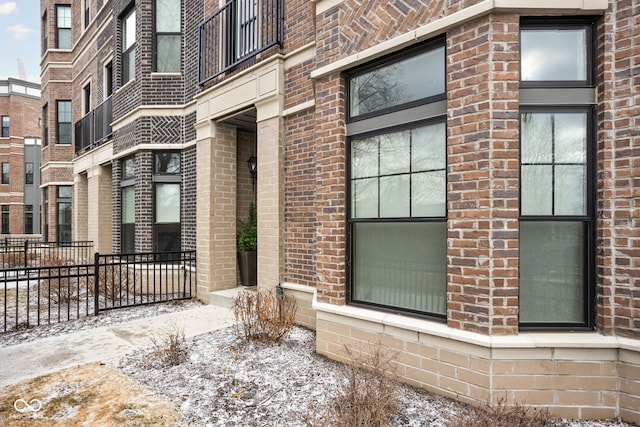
[0,78,42,236]
[40,0,639,422]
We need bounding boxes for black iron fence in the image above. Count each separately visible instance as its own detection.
[198,0,283,84]
[0,240,94,269]
[1,250,195,333]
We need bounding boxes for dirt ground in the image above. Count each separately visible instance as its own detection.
[0,362,182,426]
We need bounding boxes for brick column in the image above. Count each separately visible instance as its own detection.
[256,114,284,290]
[73,173,88,242]
[86,165,113,254]
[447,14,520,335]
[314,72,347,305]
[196,121,237,300]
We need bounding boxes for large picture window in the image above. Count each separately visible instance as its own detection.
[347,40,447,318]
[121,156,135,253]
[519,19,595,329]
[57,186,72,242]
[155,0,181,72]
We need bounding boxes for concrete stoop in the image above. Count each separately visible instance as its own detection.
[208,286,256,308]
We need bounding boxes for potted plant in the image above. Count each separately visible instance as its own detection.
[237,202,257,286]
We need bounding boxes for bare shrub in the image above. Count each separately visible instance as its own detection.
[452,397,553,427]
[149,321,188,366]
[40,254,77,305]
[231,289,297,343]
[89,262,136,301]
[306,342,400,427]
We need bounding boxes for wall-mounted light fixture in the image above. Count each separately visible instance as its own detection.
[247,154,257,192]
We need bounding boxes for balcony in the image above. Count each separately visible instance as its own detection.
[74,95,113,154]
[198,0,283,85]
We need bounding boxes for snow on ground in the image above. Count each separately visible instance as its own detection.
[1,300,635,426]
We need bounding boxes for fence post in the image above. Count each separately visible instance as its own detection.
[94,252,100,315]
[23,240,28,268]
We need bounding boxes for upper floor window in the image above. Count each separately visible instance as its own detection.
[83,83,91,115]
[83,0,90,29]
[520,20,593,86]
[155,151,181,174]
[236,0,258,59]
[1,116,9,137]
[42,11,48,54]
[348,43,446,120]
[122,156,136,180]
[1,163,9,184]
[155,0,181,72]
[56,5,72,49]
[43,104,49,146]
[1,205,9,234]
[25,162,34,185]
[122,7,136,84]
[56,100,72,144]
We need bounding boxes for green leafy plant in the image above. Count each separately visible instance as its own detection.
[237,202,257,252]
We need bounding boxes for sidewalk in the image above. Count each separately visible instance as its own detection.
[0,304,235,388]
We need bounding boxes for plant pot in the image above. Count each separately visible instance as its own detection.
[237,250,257,286]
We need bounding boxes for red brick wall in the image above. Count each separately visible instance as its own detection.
[446,14,520,335]
[596,1,640,339]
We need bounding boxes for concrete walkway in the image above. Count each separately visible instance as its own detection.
[0,304,235,388]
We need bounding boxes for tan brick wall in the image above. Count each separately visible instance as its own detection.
[315,309,634,422]
[196,122,237,298]
[74,172,88,241]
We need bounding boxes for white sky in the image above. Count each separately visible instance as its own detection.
[0,1,41,82]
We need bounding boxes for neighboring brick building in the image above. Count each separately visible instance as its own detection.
[0,78,42,236]
[40,0,639,422]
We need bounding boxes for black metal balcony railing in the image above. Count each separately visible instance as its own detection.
[74,95,113,154]
[198,0,283,85]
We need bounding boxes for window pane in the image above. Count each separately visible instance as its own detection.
[555,165,586,215]
[521,165,552,215]
[352,136,378,179]
[122,186,135,223]
[353,222,447,315]
[520,221,584,323]
[58,186,72,198]
[156,183,180,223]
[123,10,136,50]
[156,35,181,72]
[350,46,445,117]
[155,223,181,252]
[521,113,552,163]
[123,47,136,82]
[380,175,409,217]
[352,178,377,218]
[379,131,409,175]
[123,157,135,179]
[555,113,586,163]
[58,28,71,49]
[156,152,181,174]
[412,122,446,171]
[412,171,446,217]
[156,0,180,32]
[521,29,587,81]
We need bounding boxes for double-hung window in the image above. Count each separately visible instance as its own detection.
[56,100,71,144]
[347,40,447,318]
[519,19,595,328]
[155,0,181,72]
[154,152,181,253]
[1,163,9,184]
[1,116,9,137]
[122,7,136,84]
[56,5,71,49]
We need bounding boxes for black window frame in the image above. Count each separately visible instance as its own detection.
[1,116,9,137]
[56,100,72,145]
[25,162,34,185]
[1,205,9,234]
[345,40,448,321]
[154,0,182,73]
[346,37,447,123]
[57,185,72,242]
[55,4,71,49]
[121,6,136,84]
[43,103,49,146]
[1,163,9,184]
[83,0,90,29]
[153,151,181,253]
[518,18,597,331]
